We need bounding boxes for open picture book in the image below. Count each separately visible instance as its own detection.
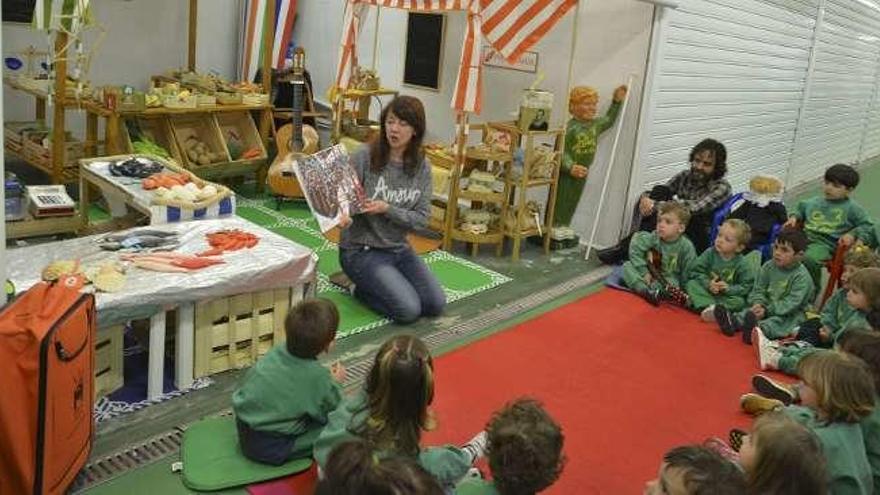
[292,144,367,232]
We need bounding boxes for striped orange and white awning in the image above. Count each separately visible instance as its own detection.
[333,0,484,113]
[333,0,576,114]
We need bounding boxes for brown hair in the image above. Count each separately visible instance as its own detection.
[839,330,880,396]
[356,335,435,457]
[369,96,426,176]
[721,218,752,247]
[746,412,827,495]
[797,350,875,423]
[849,268,880,313]
[658,201,691,226]
[487,398,565,495]
[315,439,444,495]
[285,298,339,358]
[844,244,880,269]
[662,445,746,495]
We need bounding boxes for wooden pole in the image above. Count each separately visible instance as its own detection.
[444,111,469,251]
[52,31,69,184]
[257,0,277,193]
[188,0,198,71]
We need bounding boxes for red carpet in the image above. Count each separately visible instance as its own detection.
[423,289,776,494]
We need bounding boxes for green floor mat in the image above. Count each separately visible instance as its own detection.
[234,193,511,337]
[181,417,312,491]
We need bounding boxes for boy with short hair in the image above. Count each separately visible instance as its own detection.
[714,228,814,345]
[622,201,697,306]
[644,445,747,495]
[455,398,564,495]
[686,218,756,321]
[784,163,874,288]
[232,298,345,465]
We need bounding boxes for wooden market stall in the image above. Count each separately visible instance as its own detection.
[3,0,277,187]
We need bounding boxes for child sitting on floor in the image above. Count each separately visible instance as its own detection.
[784,163,875,289]
[313,335,486,488]
[314,438,444,495]
[686,218,756,321]
[840,330,880,491]
[644,445,746,495]
[728,175,788,257]
[455,398,565,495]
[736,412,826,495]
[622,201,697,306]
[714,228,814,345]
[753,259,880,374]
[232,298,345,465]
[741,351,875,495]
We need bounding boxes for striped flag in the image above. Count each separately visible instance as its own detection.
[480,0,577,63]
[239,0,298,83]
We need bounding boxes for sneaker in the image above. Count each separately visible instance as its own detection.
[597,245,626,265]
[754,328,780,370]
[701,305,717,323]
[728,428,747,452]
[752,375,796,405]
[665,285,690,308]
[715,306,737,336]
[460,430,488,464]
[741,312,759,345]
[740,393,784,416]
[640,287,661,306]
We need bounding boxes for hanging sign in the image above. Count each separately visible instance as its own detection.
[481,45,538,73]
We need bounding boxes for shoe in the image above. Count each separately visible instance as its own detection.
[640,287,661,306]
[741,393,784,416]
[461,430,488,464]
[715,306,737,337]
[752,375,796,405]
[741,312,759,345]
[665,285,690,308]
[754,328,780,370]
[597,245,625,265]
[701,305,717,323]
[728,428,747,452]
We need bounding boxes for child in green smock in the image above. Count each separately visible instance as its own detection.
[686,218,756,320]
[784,163,874,289]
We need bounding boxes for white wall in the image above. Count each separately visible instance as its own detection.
[295,0,655,245]
[2,0,239,137]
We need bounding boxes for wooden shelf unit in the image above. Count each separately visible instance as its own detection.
[434,123,514,257]
[493,122,563,261]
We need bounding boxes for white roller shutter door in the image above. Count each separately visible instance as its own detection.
[789,0,880,186]
[636,0,818,194]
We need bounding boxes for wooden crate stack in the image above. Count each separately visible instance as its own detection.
[193,288,300,378]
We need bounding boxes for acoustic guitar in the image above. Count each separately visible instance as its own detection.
[267,47,319,199]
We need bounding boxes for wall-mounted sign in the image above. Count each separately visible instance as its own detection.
[481,45,538,73]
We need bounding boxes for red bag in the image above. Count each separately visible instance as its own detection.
[0,275,96,495]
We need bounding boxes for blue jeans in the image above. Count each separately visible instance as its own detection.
[340,245,446,323]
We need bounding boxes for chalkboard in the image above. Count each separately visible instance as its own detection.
[403,13,444,90]
[2,0,36,24]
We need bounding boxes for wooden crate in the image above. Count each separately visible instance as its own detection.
[24,133,84,170]
[123,116,183,163]
[95,324,124,398]
[215,112,266,161]
[193,288,297,378]
[4,121,46,152]
[168,114,230,169]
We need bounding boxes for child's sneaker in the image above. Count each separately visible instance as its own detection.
[460,430,488,464]
[714,305,738,336]
[639,287,661,306]
[754,328,780,370]
[751,375,796,405]
[664,285,690,308]
[740,393,784,416]
[701,305,717,323]
[728,428,748,452]
[741,312,759,345]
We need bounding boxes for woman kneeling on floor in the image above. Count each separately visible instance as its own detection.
[337,95,446,324]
